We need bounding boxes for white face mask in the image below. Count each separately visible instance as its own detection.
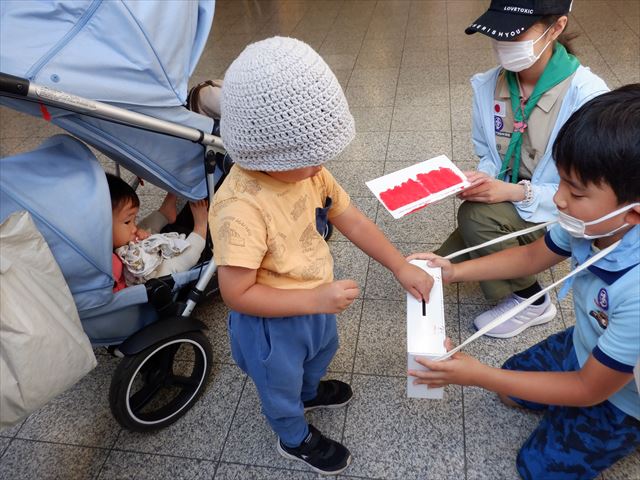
[491,24,554,72]
[557,203,640,240]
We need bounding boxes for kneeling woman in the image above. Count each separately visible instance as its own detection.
[437,0,608,337]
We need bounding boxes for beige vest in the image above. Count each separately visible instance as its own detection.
[493,71,575,180]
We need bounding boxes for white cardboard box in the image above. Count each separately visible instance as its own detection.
[407,260,446,399]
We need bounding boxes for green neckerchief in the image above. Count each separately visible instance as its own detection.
[499,43,580,183]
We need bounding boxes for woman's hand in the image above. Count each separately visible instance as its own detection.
[459,171,525,204]
[408,338,486,388]
[405,252,456,284]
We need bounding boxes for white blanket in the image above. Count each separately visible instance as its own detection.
[116,232,191,285]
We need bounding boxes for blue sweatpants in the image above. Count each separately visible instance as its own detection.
[503,327,640,480]
[228,311,339,447]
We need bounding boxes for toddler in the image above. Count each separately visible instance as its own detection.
[210,36,433,475]
[107,173,207,290]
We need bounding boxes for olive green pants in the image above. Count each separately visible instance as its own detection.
[435,201,544,301]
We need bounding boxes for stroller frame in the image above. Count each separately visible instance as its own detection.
[1,72,227,431]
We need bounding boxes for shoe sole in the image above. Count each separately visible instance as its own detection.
[277,441,352,476]
[303,394,353,413]
[482,303,557,339]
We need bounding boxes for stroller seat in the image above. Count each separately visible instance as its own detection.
[0,135,216,431]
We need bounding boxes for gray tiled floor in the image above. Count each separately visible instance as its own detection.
[1,0,639,479]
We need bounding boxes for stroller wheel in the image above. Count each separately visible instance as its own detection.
[109,331,212,432]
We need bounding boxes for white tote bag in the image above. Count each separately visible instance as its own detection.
[0,211,97,430]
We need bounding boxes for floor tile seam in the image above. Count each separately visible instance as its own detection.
[585,2,640,42]
[442,1,470,476]
[377,0,410,187]
[213,459,336,478]
[106,445,220,463]
[94,416,127,479]
[247,7,288,44]
[350,370,422,380]
[338,471,401,480]
[95,446,115,480]
[342,0,411,445]
[0,437,13,460]
[569,11,631,85]
[390,127,453,133]
[346,0,394,302]
[215,375,248,465]
[309,0,350,59]
[1,435,112,452]
[341,9,375,92]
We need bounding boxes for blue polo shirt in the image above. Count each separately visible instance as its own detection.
[546,224,640,420]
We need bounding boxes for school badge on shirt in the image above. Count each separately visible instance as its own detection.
[589,288,610,329]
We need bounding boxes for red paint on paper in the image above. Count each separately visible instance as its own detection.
[379,167,463,211]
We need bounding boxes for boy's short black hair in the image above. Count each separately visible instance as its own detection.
[553,84,640,203]
[105,173,140,211]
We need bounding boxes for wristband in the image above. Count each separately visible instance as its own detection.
[516,180,533,205]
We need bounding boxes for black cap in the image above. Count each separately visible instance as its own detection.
[465,0,573,41]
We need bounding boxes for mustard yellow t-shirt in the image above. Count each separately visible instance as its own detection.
[210,165,351,290]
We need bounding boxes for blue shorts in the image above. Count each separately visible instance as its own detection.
[502,327,640,480]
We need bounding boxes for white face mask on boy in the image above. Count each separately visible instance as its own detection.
[557,203,640,240]
[491,24,554,72]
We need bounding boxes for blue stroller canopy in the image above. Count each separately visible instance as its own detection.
[0,135,114,312]
[0,0,218,200]
[0,0,215,107]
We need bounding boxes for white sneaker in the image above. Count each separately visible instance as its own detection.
[473,293,557,338]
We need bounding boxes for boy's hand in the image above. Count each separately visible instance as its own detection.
[314,279,359,314]
[406,252,456,284]
[393,262,434,302]
[408,338,485,387]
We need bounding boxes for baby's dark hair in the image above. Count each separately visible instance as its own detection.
[553,84,640,203]
[105,173,140,211]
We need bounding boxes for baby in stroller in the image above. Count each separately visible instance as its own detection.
[107,173,209,291]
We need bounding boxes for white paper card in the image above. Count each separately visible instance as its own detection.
[407,260,446,399]
[366,155,470,219]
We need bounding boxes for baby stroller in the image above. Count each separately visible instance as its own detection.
[0,1,229,432]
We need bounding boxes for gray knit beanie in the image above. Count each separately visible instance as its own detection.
[220,36,355,171]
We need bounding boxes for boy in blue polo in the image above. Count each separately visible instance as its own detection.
[409,84,640,479]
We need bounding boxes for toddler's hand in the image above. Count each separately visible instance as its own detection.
[393,262,434,302]
[406,252,455,284]
[314,279,359,314]
[135,228,150,241]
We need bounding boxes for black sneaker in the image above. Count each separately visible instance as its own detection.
[277,424,351,475]
[303,380,353,412]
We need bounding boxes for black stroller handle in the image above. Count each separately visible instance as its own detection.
[0,72,30,97]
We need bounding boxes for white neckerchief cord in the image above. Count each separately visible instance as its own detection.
[435,222,621,361]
